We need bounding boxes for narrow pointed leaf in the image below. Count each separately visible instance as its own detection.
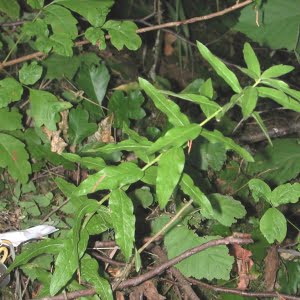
[261,65,294,79]
[251,112,272,146]
[157,147,185,208]
[243,42,260,78]
[240,86,258,118]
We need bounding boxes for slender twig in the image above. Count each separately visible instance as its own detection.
[0,0,252,69]
[90,251,126,266]
[187,278,300,300]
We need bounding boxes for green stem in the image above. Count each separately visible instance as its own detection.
[142,153,162,171]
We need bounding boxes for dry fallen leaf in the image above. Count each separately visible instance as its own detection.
[164,32,177,56]
[94,115,115,143]
[264,245,280,291]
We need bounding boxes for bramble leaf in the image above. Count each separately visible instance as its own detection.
[19,62,43,85]
[248,179,271,203]
[0,108,23,131]
[0,78,23,108]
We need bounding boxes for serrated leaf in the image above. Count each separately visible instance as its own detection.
[81,255,113,300]
[179,173,213,217]
[248,138,300,185]
[50,33,73,56]
[240,86,258,118]
[0,133,31,183]
[204,194,246,226]
[260,208,287,243]
[85,27,106,49]
[157,147,185,208]
[197,41,242,93]
[108,90,146,128]
[61,153,106,171]
[110,189,135,261]
[147,124,202,155]
[69,106,97,145]
[270,183,300,207]
[76,162,143,196]
[29,89,72,130]
[19,62,43,85]
[0,108,22,131]
[165,226,234,280]
[0,0,20,18]
[200,129,254,162]
[248,179,271,203]
[102,20,141,50]
[44,4,77,39]
[262,65,294,79]
[0,78,23,108]
[139,78,190,127]
[58,0,114,27]
[8,239,63,272]
[243,42,260,78]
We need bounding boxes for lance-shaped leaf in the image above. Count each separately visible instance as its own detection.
[0,133,31,183]
[179,173,213,217]
[197,41,242,94]
[110,189,135,261]
[157,147,185,208]
[261,64,294,79]
[75,162,143,196]
[240,86,258,118]
[200,129,254,162]
[243,42,260,78]
[251,112,272,146]
[61,153,106,171]
[139,78,190,127]
[81,255,113,300]
[147,124,202,155]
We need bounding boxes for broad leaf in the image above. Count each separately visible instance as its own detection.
[68,106,97,145]
[179,173,213,217]
[0,108,22,131]
[19,62,43,85]
[260,208,287,243]
[75,162,143,196]
[205,194,246,227]
[81,255,113,300]
[139,78,190,127]
[248,179,271,203]
[0,133,31,183]
[261,65,294,79]
[0,0,20,18]
[110,189,135,261]
[85,27,106,50]
[0,78,23,108]
[27,0,44,9]
[197,41,242,93]
[157,147,185,208]
[243,42,260,78]
[200,129,254,162]
[147,124,202,155]
[29,89,72,130]
[165,226,234,280]
[50,33,73,56]
[270,183,300,207]
[240,86,258,118]
[102,20,142,50]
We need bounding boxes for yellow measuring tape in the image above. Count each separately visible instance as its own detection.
[0,240,14,264]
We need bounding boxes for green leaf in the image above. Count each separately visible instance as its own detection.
[0,108,23,131]
[235,0,300,50]
[243,42,260,78]
[200,129,254,162]
[204,194,246,226]
[278,261,300,294]
[102,20,142,50]
[165,226,234,280]
[44,4,78,39]
[261,65,294,79]
[108,91,146,128]
[81,255,113,300]
[251,112,273,146]
[50,33,74,56]
[68,106,97,145]
[0,0,20,18]
[240,86,258,118]
[141,166,157,185]
[0,78,23,108]
[260,208,287,243]
[85,27,106,49]
[157,147,185,208]
[27,0,44,9]
[76,162,143,196]
[0,133,31,183]
[199,78,214,99]
[58,0,114,27]
[110,189,135,261]
[139,78,190,127]
[130,187,153,208]
[147,124,202,155]
[19,62,43,85]
[196,41,242,93]
[247,138,300,185]
[29,89,72,130]
[86,206,112,235]
[248,179,271,203]
[270,183,300,207]
[61,153,106,171]
[8,239,63,272]
[237,66,258,80]
[179,173,213,217]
